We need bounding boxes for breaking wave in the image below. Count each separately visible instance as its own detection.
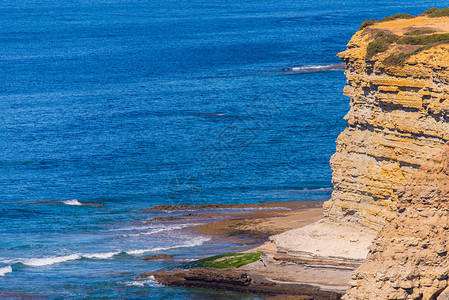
[82,252,120,259]
[107,225,152,232]
[282,63,345,73]
[125,236,210,255]
[119,224,198,238]
[62,199,83,206]
[18,236,210,267]
[22,254,82,267]
[0,266,12,276]
[121,276,160,287]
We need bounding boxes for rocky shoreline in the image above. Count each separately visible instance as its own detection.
[141,268,341,299]
[143,201,324,245]
[138,201,362,298]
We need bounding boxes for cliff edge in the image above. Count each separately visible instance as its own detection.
[324,10,449,230]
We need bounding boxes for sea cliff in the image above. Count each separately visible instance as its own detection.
[326,9,449,299]
[324,12,449,230]
[344,144,449,299]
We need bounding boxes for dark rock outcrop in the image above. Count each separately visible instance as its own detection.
[141,254,174,261]
[141,268,342,299]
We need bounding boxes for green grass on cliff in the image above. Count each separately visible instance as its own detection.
[366,37,398,59]
[383,45,432,66]
[359,19,377,30]
[379,13,415,22]
[366,32,449,62]
[404,29,436,36]
[360,8,449,32]
[361,8,449,64]
[375,31,386,38]
[422,7,449,18]
[397,33,449,45]
[359,14,416,30]
[185,252,262,269]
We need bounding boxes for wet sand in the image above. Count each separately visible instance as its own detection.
[185,202,324,244]
[145,201,323,244]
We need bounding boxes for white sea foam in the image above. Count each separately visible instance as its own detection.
[83,252,120,259]
[62,199,82,206]
[0,258,19,265]
[0,266,12,276]
[22,251,123,267]
[23,254,82,267]
[120,224,198,238]
[107,225,151,232]
[122,276,160,287]
[19,236,210,267]
[289,65,328,71]
[126,236,210,255]
[122,228,166,238]
[109,222,199,233]
[302,187,333,191]
[126,247,172,255]
[284,64,345,73]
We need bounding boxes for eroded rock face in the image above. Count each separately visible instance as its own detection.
[324,16,449,230]
[344,144,449,299]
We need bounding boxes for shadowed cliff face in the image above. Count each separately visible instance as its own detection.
[343,143,449,300]
[324,15,449,230]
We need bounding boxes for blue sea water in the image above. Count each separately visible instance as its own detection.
[1,0,447,298]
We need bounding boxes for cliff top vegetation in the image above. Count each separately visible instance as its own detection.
[358,8,449,65]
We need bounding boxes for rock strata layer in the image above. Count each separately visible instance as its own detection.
[324,15,449,229]
[344,144,449,299]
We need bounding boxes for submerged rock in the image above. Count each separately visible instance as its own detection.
[142,254,174,261]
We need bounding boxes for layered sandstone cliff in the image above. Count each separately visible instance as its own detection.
[324,15,449,230]
[344,144,449,299]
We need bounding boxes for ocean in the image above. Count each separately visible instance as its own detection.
[0,0,446,298]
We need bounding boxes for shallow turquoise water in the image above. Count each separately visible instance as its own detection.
[1,0,447,298]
